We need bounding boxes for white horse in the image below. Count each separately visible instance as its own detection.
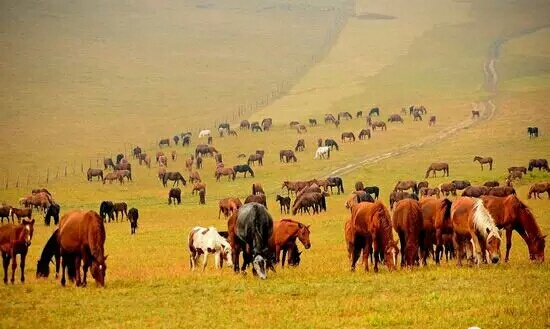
[188,226,233,271]
[314,146,331,159]
[198,129,211,138]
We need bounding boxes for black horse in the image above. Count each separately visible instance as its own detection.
[99,201,115,223]
[251,124,263,132]
[324,139,339,151]
[309,118,317,126]
[162,172,187,187]
[527,127,539,138]
[363,186,380,200]
[368,107,380,116]
[233,202,274,280]
[168,188,181,205]
[132,146,142,158]
[182,135,191,146]
[128,208,139,235]
[36,229,61,279]
[44,203,60,226]
[327,176,344,194]
[173,135,180,145]
[233,164,255,178]
[116,153,124,164]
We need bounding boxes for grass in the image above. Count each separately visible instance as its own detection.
[1,0,550,328]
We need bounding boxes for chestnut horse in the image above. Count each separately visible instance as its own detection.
[0,219,35,283]
[528,182,549,199]
[392,199,424,267]
[473,156,493,171]
[420,197,453,265]
[394,180,418,194]
[269,219,311,267]
[218,197,242,219]
[481,195,545,262]
[215,167,236,181]
[425,162,449,178]
[58,210,107,287]
[350,201,399,272]
[450,197,501,265]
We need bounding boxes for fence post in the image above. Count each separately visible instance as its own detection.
[80,162,83,173]
[16,174,19,188]
[26,174,29,187]
[56,167,59,179]
[46,168,49,183]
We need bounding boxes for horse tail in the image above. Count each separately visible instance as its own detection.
[249,167,254,177]
[335,142,339,151]
[340,180,344,193]
[441,199,452,221]
[327,148,331,159]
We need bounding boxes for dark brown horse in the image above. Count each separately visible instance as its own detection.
[371,121,387,131]
[528,159,549,172]
[58,210,107,287]
[240,120,250,129]
[103,158,115,170]
[419,187,440,198]
[269,219,311,267]
[215,168,236,181]
[295,139,305,152]
[276,195,291,214]
[420,197,453,265]
[429,116,436,126]
[471,110,480,118]
[483,180,500,188]
[425,162,449,178]
[244,194,267,208]
[439,183,456,196]
[487,186,516,197]
[481,195,545,263]
[113,202,127,221]
[280,150,297,163]
[392,199,424,267]
[168,188,181,205]
[162,172,187,187]
[394,180,418,194]
[9,208,32,223]
[528,182,549,199]
[388,114,404,123]
[341,132,356,142]
[248,154,263,166]
[0,219,34,283]
[191,182,206,195]
[389,191,419,210]
[473,156,493,171]
[87,168,103,182]
[252,183,265,196]
[461,186,489,197]
[358,129,371,140]
[508,166,527,174]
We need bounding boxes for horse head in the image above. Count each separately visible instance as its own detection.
[297,223,311,249]
[91,255,108,287]
[252,254,267,280]
[529,235,546,263]
[20,218,35,247]
[485,228,501,264]
[384,240,399,271]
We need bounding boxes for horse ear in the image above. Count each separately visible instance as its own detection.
[306,225,311,229]
[486,227,491,234]
[298,223,303,228]
[104,255,109,261]
[542,235,547,240]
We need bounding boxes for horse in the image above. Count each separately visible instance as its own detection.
[314,146,331,159]
[368,107,380,116]
[196,156,203,169]
[388,114,404,123]
[481,195,546,263]
[99,201,115,223]
[429,116,436,126]
[527,127,538,138]
[461,186,489,197]
[132,146,142,158]
[324,114,336,124]
[350,201,398,272]
[508,166,527,174]
[0,205,12,224]
[344,191,374,210]
[309,118,317,126]
[295,139,305,152]
[417,181,429,190]
[157,154,168,167]
[450,197,501,265]
[189,171,201,183]
[409,105,426,115]
[292,192,325,215]
[218,198,242,218]
[58,210,107,287]
[195,144,213,158]
[188,226,233,271]
[116,170,132,182]
[114,162,131,172]
[228,130,237,136]
[0,219,34,283]
[389,191,419,210]
[413,112,422,121]
[103,158,115,170]
[244,194,267,208]
[394,180,418,194]
[324,139,339,150]
[471,110,480,118]
[341,132,356,142]
[269,219,311,267]
[171,151,177,162]
[87,168,103,182]
[487,186,516,197]
[297,125,307,134]
[128,208,139,235]
[248,154,263,166]
[229,202,274,279]
[44,203,60,226]
[327,176,344,194]
[182,135,191,146]
[252,183,264,196]
[240,120,250,130]
[528,182,549,199]
[483,180,500,188]
[280,150,297,163]
[173,135,180,145]
[162,172,187,187]
[508,170,523,180]
[451,180,471,191]
[281,180,309,196]
[425,162,449,178]
[9,208,32,223]
[158,138,170,147]
[439,183,456,197]
[198,130,211,138]
[419,187,441,198]
[363,186,380,200]
[358,129,371,140]
[419,197,453,265]
[36,228,60,278]
[276,195,291,214]
[168,188,181,205]
[215,167,236,181]
[113,202,127,221]
[473,156,493,171]
[392,199,424,267]
[261,118,272,131]
[233,165,255,178]
[528,159,549,171]
[371,121,387,131]
[103,172,123,185]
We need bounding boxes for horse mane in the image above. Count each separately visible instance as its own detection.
[36,229,59,277]
[441,198,452,221]
[85,211,106,263]
[374,202,394,247]
[472,199,500,240]
[508,195,543,238]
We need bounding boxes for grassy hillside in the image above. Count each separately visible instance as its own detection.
[0,0,549,328]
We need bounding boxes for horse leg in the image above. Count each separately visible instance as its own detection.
[470,234,482,266]
[397,231,406,267]
[82,260,89,287]
[74,256,82,286]
[435,229,443,265]
[61,257,67,286]
[281,248,287,268]
[2,253,9,284]
[10,252,17,284]
[19,251,26,283]
[372,235,380,273]
[202,252,209,271]
[452,233,462,267]
[55,254,60,279]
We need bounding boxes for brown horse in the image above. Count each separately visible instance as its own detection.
[275,195,291,214]
[113,202,127,221]
[350,201,398,272]
[281,180,308,196]
[103,172,123,185]
[252,183,265,196]
[185,156,194,171]
[483,180,499,188]
[394,180,418,194]
[461,186,489,197]
[508,171,523,180]
[487,186,516,197]
[10,208,32,223]
[280,150,297,163]
[425,162,449,178]
[389,191,418,210]
[218,197,242,219]
[358,129,371,140]
[87,168,103,182]
[341,132,356,142]
[528,182,549,199]
[295,139,305,152]
[429,116,436,126]
[0,219,34,283]
[481,195,546,262]
[420,197,453,265]
[472,156,492,171]
[58,210,107,287]
[419,187,440,198]
[269,219,311,267]
[392,199,424,267]
[508,166,527,174]
[191,182,206,195]
[215,168,236,181]
[417,181,429,190]
[450,197,501,265]
[189,171,201,183]
[371,121,387,131]
[244,194,267,208]
[471,110,480,118]
[247,154,263,166]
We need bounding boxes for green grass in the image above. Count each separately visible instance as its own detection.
[1,0,550,328]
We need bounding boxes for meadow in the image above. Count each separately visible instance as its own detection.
[1,0,550,328]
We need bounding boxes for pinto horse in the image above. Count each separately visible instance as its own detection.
[350,201,399,272]
[473,156,493,171]
[392,199,424,267]
[425,162,449,178]
[450,197,501,265]
[269,219,311,267]
[0,219,34,283]
[58,210,107,287]
[481,195,545,262]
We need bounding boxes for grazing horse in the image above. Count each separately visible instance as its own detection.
[9,208,32,223]
[450,197,501,265]
[341,132,356,142]
[528,182,550,199]
[191,182,207,195]
[324,114,336,124]
[182,135,191,146]
[508,166,527,174]
[324,139,339,150]
[356,111,363,118]
[0,219,34,283]
[473,156,493,171]
[363,186,380,200]
[244,194,267,208]
[394,180,418,194]
[189,171,201,183]
[420,197,453,265]
[36,228,60,278]
[425,162,449,178]
[413,112,422,121]
[483,180,500,188]
[215,167,236,181]
[309,118,317,126]
[368,107,380,116]
[198,130,211,138]
[99,201,115,223]
[527,127,538,138]
[461,186,489,197]
[419,187,441,198]
[344,191,374,210]
[439,182,457,196]
[358,129,371,140]
[429,116,436,126]
[261,118,272,131]
[103,158,115,170]
[252,183,264,196]
[451,180,471,191]
[251,123,263,132]
[528,159,549,172]
[58,210,107,287]
[233,165,255,178]
[240,120,250,130]
[229,203,274,279]
[327,176,344,194]
[338,112,353,121]
[508,171,523,181]
[371,121,387,131]
[487,186,516,197]
[276,195,291,214]
[387,114,404,123]
[168,188,181,205]
[314,146,331,159]
[389,191,419,210]
[392,199,424,267]
[128,208,139,235]
[295,139,305,152]
[113,202,127,221]
[481,195,546,263]
[188,226,233,271]
[103,172,123,185]
[281,180,308,196]
[350,201,398,272]
[162,172,187,187]
[173,135,180,145]
[280,150,297,163]
[159,138,170,147]
[132,146,142,158]
[44,203,60,226]
[471,110,480,118]
[218,198,242,219]
[292,192,326,215]
[248,154,263,166]
[116,170,132,182]
[87,168,103,182]
[269,219,311,267]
